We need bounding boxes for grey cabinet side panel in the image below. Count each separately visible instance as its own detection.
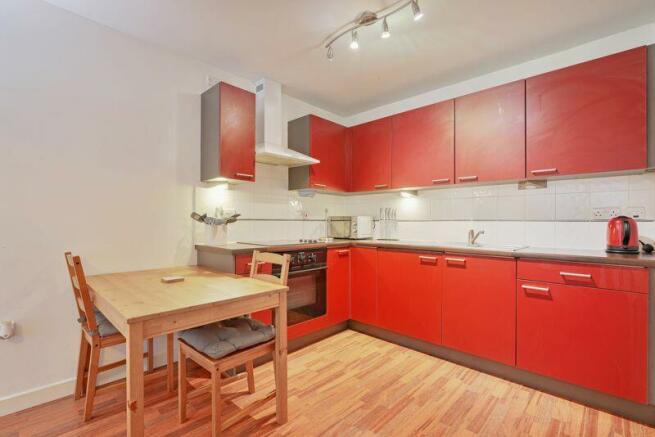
[648,45,654,168]
[288,115,310,189]
[197,251,235,272]
[201,84,221,181]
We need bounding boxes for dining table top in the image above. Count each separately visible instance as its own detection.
[86,265,288,324]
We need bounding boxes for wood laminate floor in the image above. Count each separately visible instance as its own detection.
[1,330,654,436]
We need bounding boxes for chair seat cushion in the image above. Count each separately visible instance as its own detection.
[179,317,275,360]
[94,309,119,337]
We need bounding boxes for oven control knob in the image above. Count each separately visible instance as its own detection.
[297,252,306,263]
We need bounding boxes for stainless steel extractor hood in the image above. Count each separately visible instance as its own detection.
[255,79,319,167]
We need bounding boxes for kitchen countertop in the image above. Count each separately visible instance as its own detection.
[195,240,655,268]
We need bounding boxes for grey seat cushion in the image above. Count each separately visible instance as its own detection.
[179,317,275,360]
[93,308,119,337]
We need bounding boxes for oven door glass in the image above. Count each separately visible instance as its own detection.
[285,267,327,326]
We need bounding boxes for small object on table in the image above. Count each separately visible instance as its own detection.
[161,275,185,283]
[639,240,654,254]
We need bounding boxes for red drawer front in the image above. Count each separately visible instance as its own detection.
[517,280,647,403]
[234,254,272,276]
[517,260,648,294]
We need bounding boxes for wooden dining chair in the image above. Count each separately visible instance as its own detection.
[177,250,290,436]
[65,252,172,421]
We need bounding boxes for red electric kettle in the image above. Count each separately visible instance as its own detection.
[606,216,639,254]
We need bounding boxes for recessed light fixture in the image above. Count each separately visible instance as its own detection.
[399,190,418,198]
[323,0,425,60]
[349,30,359,50]
[381,18,390,39]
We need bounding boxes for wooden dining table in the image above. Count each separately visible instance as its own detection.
[86,265,289,437]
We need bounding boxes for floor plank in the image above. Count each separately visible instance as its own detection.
[1,330,654,436]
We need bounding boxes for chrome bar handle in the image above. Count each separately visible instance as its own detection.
[419,256,437,263]
[432,178,450,184]
[445,257,466,264]
[236,172,254,179]
[374,184,388,189]
[313,183,327,188]
[458,176,478,182]
[560,271,592,279]
[530,168,558,175]
[521,284,551,292]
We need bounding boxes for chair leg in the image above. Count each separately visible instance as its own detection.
[246,361,255,394]
[178,344,187,423]
[167,333,175,392]
[147,338,154,372]
[74,332,90,400]
[211,370,222,437]
[83,340,100,421]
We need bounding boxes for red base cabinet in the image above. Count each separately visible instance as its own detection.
[517,279,647,403]
[526,47,647,178]
[350,247,378,325]
[442,255,516,365]
[377,250,442,344]
[328,248,351,323]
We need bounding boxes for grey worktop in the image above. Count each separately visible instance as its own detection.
[195,240,655,268]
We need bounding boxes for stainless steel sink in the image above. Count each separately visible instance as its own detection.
[443,242,528,252]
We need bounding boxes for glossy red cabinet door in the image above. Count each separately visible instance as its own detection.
[391,101,454,188]
[310,116,348,191]
[517,280,647,403]
[350,118,392,192]
[219,82,256,182]
[442,255,516,365]
[378,250,442,344]
[455,81,526,183]
[526,47,647,178]
[350,247,378,324]
[327,248,351,323]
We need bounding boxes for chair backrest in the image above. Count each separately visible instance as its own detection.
[64,252,98,333]
[249,250,291,286]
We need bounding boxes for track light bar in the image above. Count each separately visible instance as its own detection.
[323,0,424,60]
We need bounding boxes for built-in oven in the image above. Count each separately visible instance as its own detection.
[271,248,327,325]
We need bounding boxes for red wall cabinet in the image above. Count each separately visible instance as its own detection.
[350,247,378,324]
[442,255,516,365]
[201,82,256,182]
[327,248,351,323]
[288,115,348,192]
[517,279,647,403]
[350,118,392,192]
[526,47,647,178]
[454,81,526,184]
[377,250,443,344]
[391,101,455,188]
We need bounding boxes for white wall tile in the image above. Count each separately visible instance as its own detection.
[497,196,525,220]
[525,222,556,248]
[586,176,629,193]
[589,191,628,208]
[451,198,473,220]
[525,194,556,220]
[472,196,498,220]
[627,190,655,220]
[556,193,589,220]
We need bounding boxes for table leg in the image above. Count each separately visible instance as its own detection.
[126,322,145,437]
[167,333,175,392]
[274,292,288,424]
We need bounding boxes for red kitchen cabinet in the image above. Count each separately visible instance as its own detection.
[526,47,647,178]
[455,81,526,183]
[201,82,256,182]
[377,250,442,344]
[328,248,351,323]
[288,115,348,192]
[442,255,516,365]
[517,279,647,403]
[391,101,455,188]
[350,118,392,192]
[350,247,378,324]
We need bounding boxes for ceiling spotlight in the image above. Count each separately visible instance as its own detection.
[411,0,423,21]
[327,45,334,60]
[381,18,390,39]
[350,30,359,49]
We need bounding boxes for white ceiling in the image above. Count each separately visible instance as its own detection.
[44,0,655,115]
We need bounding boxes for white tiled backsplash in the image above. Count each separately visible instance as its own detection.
[194,164,655,250]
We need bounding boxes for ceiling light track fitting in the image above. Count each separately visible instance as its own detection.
[323,0,424,60]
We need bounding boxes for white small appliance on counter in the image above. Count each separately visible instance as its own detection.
[327,216,374,240]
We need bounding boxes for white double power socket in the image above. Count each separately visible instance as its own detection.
[591,206,646,220]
